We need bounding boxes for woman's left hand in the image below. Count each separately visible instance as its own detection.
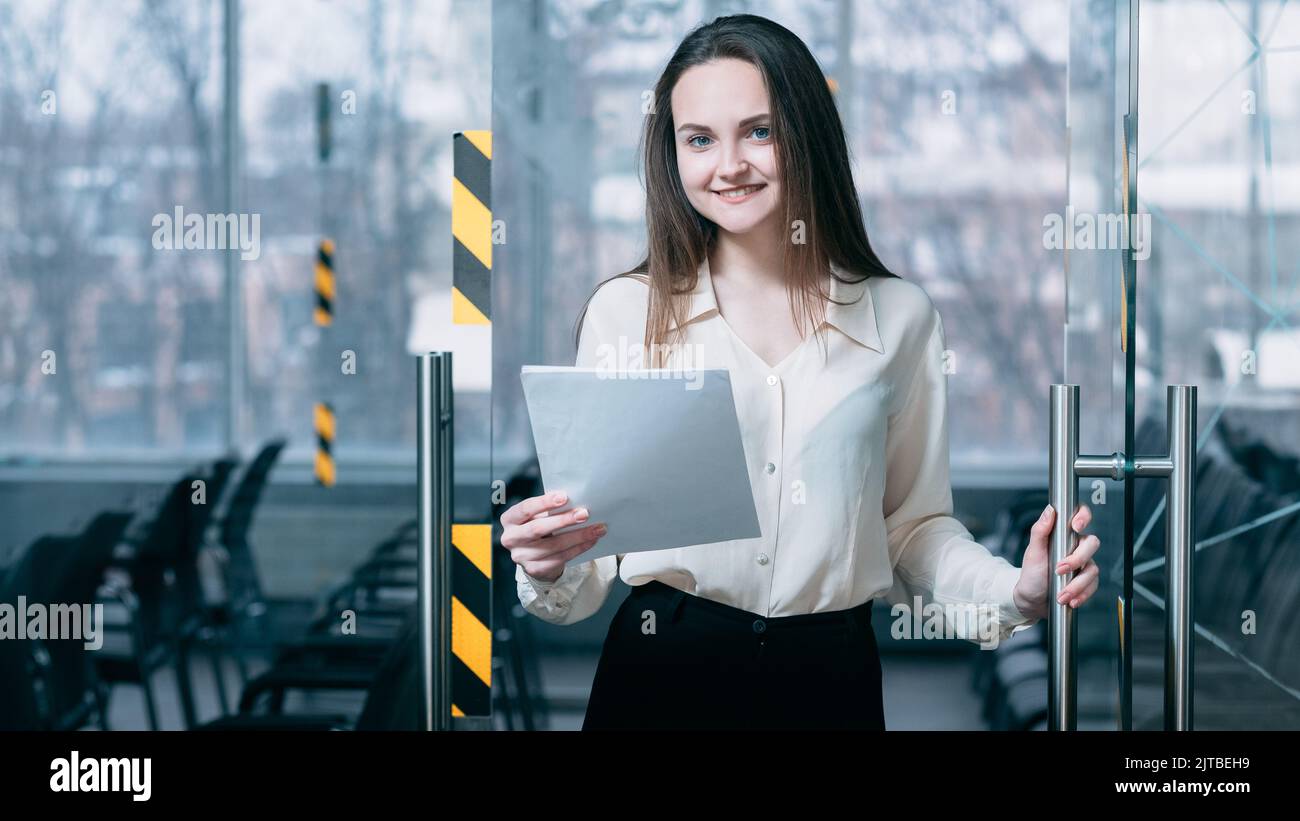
[1012,503,1101,621]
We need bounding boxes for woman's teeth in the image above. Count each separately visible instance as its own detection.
[718,185,763,199]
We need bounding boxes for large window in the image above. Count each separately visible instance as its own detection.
[0,0,226,454]
[0,0,491,467]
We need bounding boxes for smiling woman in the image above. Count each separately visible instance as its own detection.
[498,13,1102,731]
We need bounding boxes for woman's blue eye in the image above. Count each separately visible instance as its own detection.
[751,126,771,140]
[688,135,712,148]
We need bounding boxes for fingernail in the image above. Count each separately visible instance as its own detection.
[574,508,588,521]
[553,492,567,504]
[596,524,608,535]
[1041,504,1052,520]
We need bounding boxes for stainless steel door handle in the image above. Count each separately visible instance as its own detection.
[1048,384,1197,731]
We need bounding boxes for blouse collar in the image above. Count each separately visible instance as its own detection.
[668,254,884,354]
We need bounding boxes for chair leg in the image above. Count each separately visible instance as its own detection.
[139,668,161,731]
[93,683,111,730]
[229,615,253,687]
[507,622,539,731]
[493,655,516,731]
[173,640,199,729]
[209,645,230,716]
[233,649,251,688]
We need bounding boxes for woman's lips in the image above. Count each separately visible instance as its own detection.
[713,183,766,204]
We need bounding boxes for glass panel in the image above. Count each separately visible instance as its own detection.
[0,0,225,456]
[241,0,492,466]
[1064,0,1137,731]
[1137,0,1300,728]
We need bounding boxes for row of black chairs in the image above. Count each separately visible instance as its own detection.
[0,439,285,731]
[2,444,554,731]
[199,515,424,729]
[198,457,554,730]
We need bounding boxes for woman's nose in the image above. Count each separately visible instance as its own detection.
[716,143,749,178]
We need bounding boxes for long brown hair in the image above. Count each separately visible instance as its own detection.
[575,13,899,367]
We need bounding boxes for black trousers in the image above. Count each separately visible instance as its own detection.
[582,580,885,730]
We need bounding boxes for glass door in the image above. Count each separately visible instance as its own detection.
[1062,0,1138,731]
[1135,0,1300,729]
[1064,0,1300,730]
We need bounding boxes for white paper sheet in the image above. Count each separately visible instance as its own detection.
[520,366,761,566]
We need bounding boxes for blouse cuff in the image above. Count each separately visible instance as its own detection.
[517,561,591,616]
[520,565,565,591]
[989,562,1038,640]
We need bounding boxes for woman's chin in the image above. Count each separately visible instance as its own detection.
[709,212,779,237]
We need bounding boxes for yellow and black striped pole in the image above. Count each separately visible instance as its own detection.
[447,131,493,718]
[314,237,336,486]
[450,523,492,717]
[314,238,335,327]
[313,400,335,487]
[452,131,491,325]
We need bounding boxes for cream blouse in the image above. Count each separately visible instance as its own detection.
[515,255,1038,645]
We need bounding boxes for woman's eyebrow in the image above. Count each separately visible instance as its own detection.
[675,113,771,134]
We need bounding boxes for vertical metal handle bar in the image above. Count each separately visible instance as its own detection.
[1048,385,1080,731]
[417,355,434,731]
[418,352,455,731]
[437,352,454,729]
[1165,385,1196,730]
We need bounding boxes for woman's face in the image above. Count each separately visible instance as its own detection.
[671,58,782,238]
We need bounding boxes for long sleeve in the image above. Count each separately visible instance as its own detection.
[881,307,1038,646]
[515,558,620,626]
[514,279,640,625]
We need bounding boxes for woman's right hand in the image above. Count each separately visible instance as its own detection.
[501,491,608,584]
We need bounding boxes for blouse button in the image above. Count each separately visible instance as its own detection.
[764,462,775,474]
[756,553,769,566]
[765,374,778,386]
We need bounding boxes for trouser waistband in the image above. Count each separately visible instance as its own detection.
[629,579,874,635]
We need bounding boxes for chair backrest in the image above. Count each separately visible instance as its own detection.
[46,513,134,729]
[220,439,286,547]
[60,512,136,603]
[128,459,237,641]
[0,632,42,730]
[185,459,239,561]
[166,458,239,625]
[0,511,133,730]
[132,473,200,563]
[29,512,134,602]
[218,439,286,604]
